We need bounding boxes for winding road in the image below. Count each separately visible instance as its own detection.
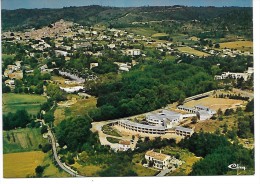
[47,129,82,177]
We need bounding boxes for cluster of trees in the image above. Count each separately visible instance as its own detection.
[90,62,216,121]
[217,93,250,101]
[46,83,67,101]
[3,110,32,130]
[55,116,95,151]
[179,132,254,175]
[136,137,176,153]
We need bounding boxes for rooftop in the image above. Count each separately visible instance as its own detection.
[120,120,166,130]
[145,150,171,161]
[119,140,131,145]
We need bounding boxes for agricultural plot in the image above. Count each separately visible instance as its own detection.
[2,93,47,115]
[3,128,47,154]
[177,46,210,57]
[3,151,45,178]
[219,41,253,52]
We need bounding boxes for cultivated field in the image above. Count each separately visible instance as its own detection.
[3,151,45,178]
[177,46,210,57]
[219,41,253,52]
[2,93,47,115]
[3,128,47,154]
[184,97,246,111]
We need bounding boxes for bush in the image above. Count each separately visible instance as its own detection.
[35,165,44,176]
[42,143,52,153]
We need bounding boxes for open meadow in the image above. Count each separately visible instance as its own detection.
[219,41,253,52]
[3,151,70,178]
[177,46,210,57]
[2,93,47,115]
[3,151,45,178]
[184,97,246,111]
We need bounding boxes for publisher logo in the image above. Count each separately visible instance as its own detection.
[228,163,246,170]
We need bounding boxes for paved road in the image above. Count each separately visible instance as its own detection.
[46,129,82,177]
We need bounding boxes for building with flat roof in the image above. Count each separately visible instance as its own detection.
[146,110,183,128]
[118,120,166,135]
[145,150,171,170]
[174,126,194,137]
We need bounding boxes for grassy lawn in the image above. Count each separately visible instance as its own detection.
[3,128,48,154]
[3,93,47,115]
[2,54,15,60]
[3,151,45,178]
[124,27,157,37]
[66,97,97,117]
[151,33,169,38]
[177,46,210,57]
[72,162,102,176]
[42,153,70,177]
[106,137,121,143]
[54,107,66,126]
[102,124,122,137]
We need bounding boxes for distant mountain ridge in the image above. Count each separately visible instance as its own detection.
[2,5,252,37]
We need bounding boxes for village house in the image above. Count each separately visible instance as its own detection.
[8,70,23,80]
[145,150,171,170]
[118,140,131,151]
[125,49,141,56]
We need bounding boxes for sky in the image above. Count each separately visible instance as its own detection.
[1,0,253,10]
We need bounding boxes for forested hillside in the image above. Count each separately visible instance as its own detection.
[2,6,253,38]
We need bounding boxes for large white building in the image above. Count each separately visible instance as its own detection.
[214,67,253,81]
[178,105,216,121]
[146,110,183,128]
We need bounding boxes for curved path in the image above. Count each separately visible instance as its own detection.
[47,129,83,177]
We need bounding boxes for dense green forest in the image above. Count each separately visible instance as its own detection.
[179,132,254,175]
[89,61,216,121]
[2,6,253,39]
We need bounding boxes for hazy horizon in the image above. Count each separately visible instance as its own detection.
[2,0,252,10]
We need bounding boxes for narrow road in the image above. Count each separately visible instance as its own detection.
[46,129,83,177]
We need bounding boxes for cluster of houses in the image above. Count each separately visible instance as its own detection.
[4,61,23,88]
[214,67,254,81]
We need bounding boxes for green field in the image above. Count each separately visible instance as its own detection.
[102,124,122,137]
[177,46,210,57]
[2,93,47,115]
[2,54,15,60]
[106,137,121,143]
[3,128,48,154]
[124,27,157,37]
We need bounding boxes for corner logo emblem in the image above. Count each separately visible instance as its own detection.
[228,163,246,170]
